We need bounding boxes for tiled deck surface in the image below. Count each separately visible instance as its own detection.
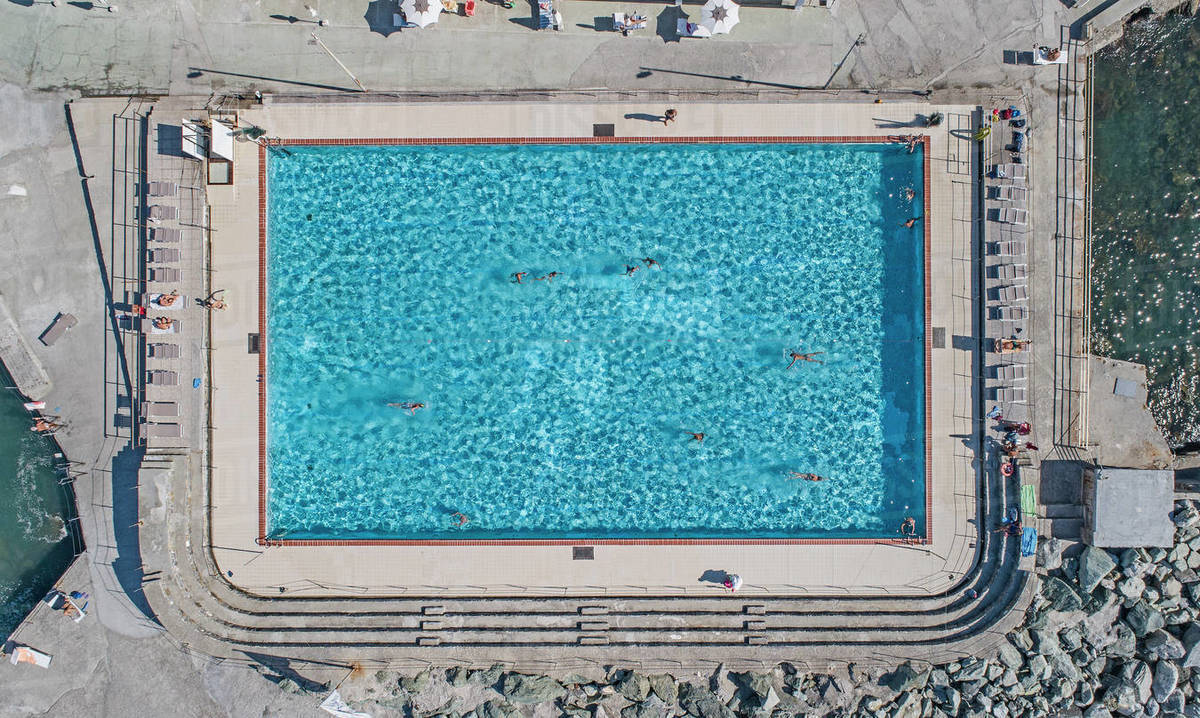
[201,99,981,597]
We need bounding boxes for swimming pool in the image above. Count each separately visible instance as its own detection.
[264,141,926,541]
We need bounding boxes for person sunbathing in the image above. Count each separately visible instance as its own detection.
[995,337,1031,353]
[155,291,180,307]
[32,418,61,433]
[153,316,174,330]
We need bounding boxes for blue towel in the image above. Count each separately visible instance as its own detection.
[1021,526,1037,557]
[1006,506,1020,524]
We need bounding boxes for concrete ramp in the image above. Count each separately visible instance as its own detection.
[0,293,51,400]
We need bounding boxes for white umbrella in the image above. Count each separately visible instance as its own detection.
[699,0,739,35]
[400,0,440,27]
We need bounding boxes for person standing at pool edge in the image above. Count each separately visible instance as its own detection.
[663,108,678,125]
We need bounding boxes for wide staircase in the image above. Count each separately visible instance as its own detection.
[138,448,1034,672]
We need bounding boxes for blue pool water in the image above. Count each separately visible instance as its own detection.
[266,143,925,540]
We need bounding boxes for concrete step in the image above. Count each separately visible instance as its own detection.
[1043,503,1083,519]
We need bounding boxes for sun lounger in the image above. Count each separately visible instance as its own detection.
[993,163,1027,182]
[995,386,1027,403]
[614,11,647,31]
[148,293,185,311]
[996,185,1028,202]
[537,0,553,28]
[146,422,183,438]
[8,645,52,669]
[150,227,181,242]
[992,264,1028,282]
[991,305,1027,321]
[146,370,178,386]
[1034,46,1067,65]
[147,205,177,221]
[996,285,1028,303]
[996,364,1027,381]
[147,342,180,359]
[147,181,179,197]
[147,248,181,263]
[141,401,179,418]
[148,268,181,283]
[992,241,1027,257]
[39,312,77,346]
[998,208,1029,225]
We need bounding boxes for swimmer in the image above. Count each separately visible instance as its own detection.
[451,512,470,527]
[903,188,916,201]
[786,351,824,369]
[900,517,917,536]
[155,290,180,307]
[388,402,426,415]
[534,271,561,282]
[688,432,706,442]
[903,216,922,228]
[511,272,527,284]
[643,257,659,268]
[905,135,920,153]
[788,472,826,482]
[153,316,174,330]
[623,264,640,277]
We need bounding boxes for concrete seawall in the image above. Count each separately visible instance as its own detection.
[0,293,50,400]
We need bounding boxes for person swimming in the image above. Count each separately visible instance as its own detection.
[643,258,659,268]
[534,271,561,282]
[786,351,824,369]
[788,472,826,481]
[511,272,527,284]
[900,517,917,536]
[388,402,426,415]
[624,265,640,276]
[688,431,705,442]
[903,216,922,228]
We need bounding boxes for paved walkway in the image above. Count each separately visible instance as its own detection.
[0,0,1076,96]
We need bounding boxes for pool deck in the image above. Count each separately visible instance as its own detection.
[203,98,981,597]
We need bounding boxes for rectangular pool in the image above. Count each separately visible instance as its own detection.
[264,141,926,541]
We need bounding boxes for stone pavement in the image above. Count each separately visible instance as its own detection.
[0,0,1074,97]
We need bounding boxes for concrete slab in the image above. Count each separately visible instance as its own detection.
[1086,355,1173,470]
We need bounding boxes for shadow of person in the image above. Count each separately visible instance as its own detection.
[625,112,665,123]
[699,569,730,585]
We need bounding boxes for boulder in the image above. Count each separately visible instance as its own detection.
[1108,624,1138,657]
[742,672,772,700]
[471,664,506,687]
[892,691,921,718]
[709,666,736,703]
[1184,624,1200,668]
[1077,681,1096,707]
[678,683,733,718]
[931,685,961,715]
[1039,537,1066,571]
[1103,678,1141,716]
[614,672,651,703]
[398,668,432,693]
[1163,689,1186,713]
[1119,576,1147,599]
[1153,661,1180,703]
[758,687,780,713]
[478,700,523,718]
[1080,547,1118,594]
[1125,602,1166,637]
[446,667,470,687]
[1173,504,1200,528]
[1083,705,1114,718]
[997,641,1023,671]
[647,675,678,705]
[1049,651,1082,683]
[1032,629,1061,654]
[621,699,669,718]
[1132,661,1154,704]
[1028,654,1050,681]
[1043,576,1085,613]
[956,659,989,683]
[1144,629,1187,660]
[886,662,930,692]
[499,674,566,704]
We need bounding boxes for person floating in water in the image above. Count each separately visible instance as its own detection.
[623,264,640,277]
[511,272,527,284]
[388,402,426,415]
[788,472,826,482]
[900,517,917,537]
[786,351,824,369]
[903,188,916,202]
[451,512,470,527]
[643,258,659,269]
[688,431,706,442]
[534,271,561,282]
[903,216,922,228]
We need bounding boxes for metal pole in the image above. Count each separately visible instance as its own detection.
[309,32,366,92]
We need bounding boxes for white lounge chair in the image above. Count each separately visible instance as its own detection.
[993,264,1028,282]
[141,401,179,417]
[998,208,1029,225]
[147,205,177,221]
[148,293,185,311]
[993,241,1027,257]
[993,163,1027,182]
[147,249,181,263]
[996,285,1028,303]
[150,227,181,242]
[996,387,1027,403]
[146,422,183,438]
[146,370,178,386]
[996,185,1028,202]
[992,305,1028,321]
[8,645,52,669]
[996,364,1027,381]
[147,181,178,197]
[148,268,181,283]
[147,342,180,359]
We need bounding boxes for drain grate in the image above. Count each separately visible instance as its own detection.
[247,333,260,354]
[931,327,946,349]
[592,123,615,137]
[573,546,595,560]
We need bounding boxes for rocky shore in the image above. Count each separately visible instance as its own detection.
[292,500,1200,718]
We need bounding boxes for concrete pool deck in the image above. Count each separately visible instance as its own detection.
[201,98,981,597]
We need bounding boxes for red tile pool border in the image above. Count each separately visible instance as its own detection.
[256,136,933,547]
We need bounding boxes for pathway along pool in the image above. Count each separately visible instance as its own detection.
[0,366,80,638]
[265,142,926,540]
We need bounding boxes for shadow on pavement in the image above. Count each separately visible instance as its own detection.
[111,444,157,622]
